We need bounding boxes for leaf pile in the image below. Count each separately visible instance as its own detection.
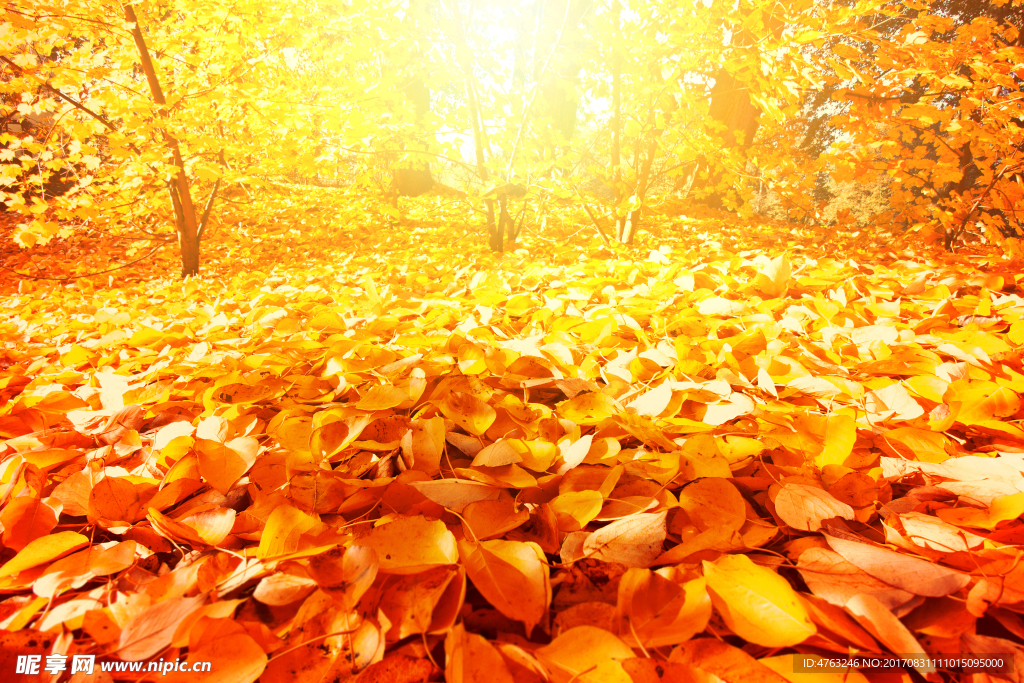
[1,217,1024,682]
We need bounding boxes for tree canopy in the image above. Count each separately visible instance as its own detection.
[8,0,1023,274]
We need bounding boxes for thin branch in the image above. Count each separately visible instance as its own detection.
[572,184,611,244]
[197,176,220,242]
[0,55,140,155]
[0,243,166,281]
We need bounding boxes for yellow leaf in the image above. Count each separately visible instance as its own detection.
[550,490,604,531]
[703,554,815,647]
[755,254,791,298]
[439,391,496,436]
[356,384,408,411]
[0,531,89,578]
[696,296,749,317]
[956,386,1020,425]
[558,392,619,424]
[354,516,458,573]
[256,504,319,559]
[876,427,949,463]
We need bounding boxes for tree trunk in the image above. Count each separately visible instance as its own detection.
[449,0,501,252]
[124,5,202,277]
[611,0,623,241]
[622,130,659,244]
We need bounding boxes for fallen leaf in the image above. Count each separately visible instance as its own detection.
[774,484,855,532]
[459,539,550,636]
[536,626,635,683]
[703,554,815,647]
[824,535,970,597]
[584,511,668,568]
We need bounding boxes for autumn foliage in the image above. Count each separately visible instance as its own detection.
[5,0,1024,680]
[0,211,1021,683]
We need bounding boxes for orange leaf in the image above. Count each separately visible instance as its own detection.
[0,497,58,550]
[773,483,855,532]
[117,594,206,661]
[445,623,514,683]
[459,539,550,636]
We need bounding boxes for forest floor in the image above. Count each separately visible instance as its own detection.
[0,207,1022,683]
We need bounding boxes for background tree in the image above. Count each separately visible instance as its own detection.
[6,0,1024,275]
[795,0,1024,250]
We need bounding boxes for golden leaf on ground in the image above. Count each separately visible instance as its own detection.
[754,254,791,298]
[196,437,259,494]
[256,504,319,559]
[307,545,378,609]
[167,620,267,683]
[459,539,550,636]
[0,497,58,550]
[253,572,317,606]
[379,565,461,640]
[617,568,711,647]
[669,638,790,682]
[353,516,458,573]
[462,498,530,540]
[88,476,141,524]
[409,479,502,512]
[678,478,745,532]
[936,492,1024,530]
[823,535,970,597]
[0,531,90,578]
[773,484,855,532]
[117,594,206,661]
[703,554,815,647]
[356,384,409,411]
[536,626,635,683]
[584,511,668,568]
[445,623,515,683]
[796,547,915,610]
[6,58,1024,682]
[439,391,497,435]
[845,594,933,675]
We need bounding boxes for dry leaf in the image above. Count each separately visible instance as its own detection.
[824,534,970,597]
[584,511,668,568]
[702,554,815,647]
[459,539,550,636]
[774,484,855,532]
[536,626,635,683]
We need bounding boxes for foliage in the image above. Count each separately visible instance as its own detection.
[0,0,895,274]
[1,212,1024,680]
[6,0,1024,678]
[808,0,1024,251]
[0,0,409,273]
